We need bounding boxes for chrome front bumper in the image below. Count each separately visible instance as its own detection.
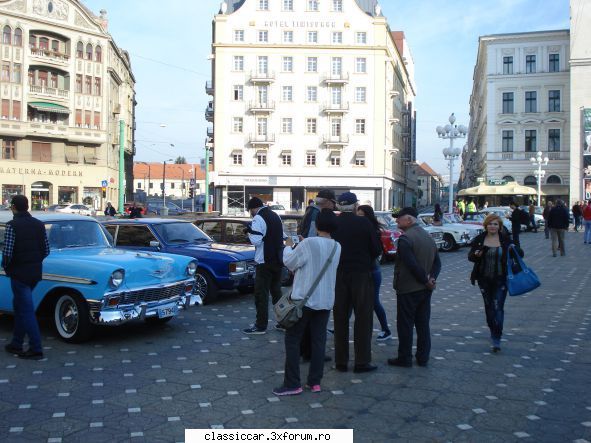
[88,279,202,326]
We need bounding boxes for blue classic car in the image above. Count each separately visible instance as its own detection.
[0,213,199,343]
[103,219,256,304]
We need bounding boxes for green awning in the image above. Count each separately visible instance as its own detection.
[28,102,70,114]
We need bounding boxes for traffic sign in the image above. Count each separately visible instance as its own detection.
[101,180,108,187]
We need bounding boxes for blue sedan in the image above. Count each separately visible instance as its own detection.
[103,219,256,304]
[0,214,199,343]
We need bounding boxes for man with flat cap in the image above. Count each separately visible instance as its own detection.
[243,197,285,334]
[389,207,441,368]
[299,189,337,238]
[332,192,382,373]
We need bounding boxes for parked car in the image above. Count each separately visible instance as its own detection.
[103,219,256,304]
[0,213,199,343]
[194,217,251,245]
[280,214,304,237]
[46,204,68,212]
[376,211,445,252]
[418,213,479,251]
[267,203,287,215]
[55,203,94,216]
[518,206,545,229]
[481,206,524,232]
[462,212,486,226]
[124,202,146,216]
[145,200,189,216]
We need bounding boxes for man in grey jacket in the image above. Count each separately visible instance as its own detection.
[389,207,441,368]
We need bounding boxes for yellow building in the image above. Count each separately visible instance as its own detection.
[0,0,135,210]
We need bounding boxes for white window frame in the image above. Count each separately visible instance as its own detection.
[330,151,341,166]
[332,0,343,12]
[332,32,342,44]
[283,0,293,11]
[306,152,317,166]
[307,31,318,43]
[308,0,319,12]
[306,118,317,134]
[283,30,294,43]
[232,152,243,165]
[355,87,366,103]
[281,118,293,133]
[232,117,243,133]
[233,56,244,71]
[355,57,367,73]
[257,117,268,136]
[257,56,268,74]
[282,56,293,72]
[356,32,367,44]
[307,86,318,102]
[282,86,293,102]
[307,57,318,72]
[281,152,292,166]
[256,151,267,166]
[233,30,244,42]
[258,0,269,11]
[331,57,342,75]
[233,85,243,101]
[258,30,269,43]
[355,119,366,134]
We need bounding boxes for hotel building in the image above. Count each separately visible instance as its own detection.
[463,30,570,202]
[207,0,416,213]
[0,0,135,210]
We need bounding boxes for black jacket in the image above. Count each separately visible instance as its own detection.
[468,231,522,285]
[547,205,569,229]
[332,211,382,273]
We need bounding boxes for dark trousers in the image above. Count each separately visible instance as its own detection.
[478,279,507,340]
[530,215,537,232]
[512,226,521,248]
[10,279,42,353]
[372,266,389,333]
[333,270,374,367]
[253,263,283,330]
[284,307,330,388]
[396,289,432,364]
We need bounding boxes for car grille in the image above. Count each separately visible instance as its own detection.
[118,282,186,305]
[246,260,256,273]
[430,232,443,241]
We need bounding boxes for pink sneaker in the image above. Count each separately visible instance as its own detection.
[305,384,321,393]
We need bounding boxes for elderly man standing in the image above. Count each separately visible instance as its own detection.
[332,192,382,373]
[299,189,337,238]
[243,197,285,334]
[389,207,441,368]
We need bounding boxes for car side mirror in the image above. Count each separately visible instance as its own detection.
[149,241,160,249]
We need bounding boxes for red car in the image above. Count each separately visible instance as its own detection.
[123,202,146,215]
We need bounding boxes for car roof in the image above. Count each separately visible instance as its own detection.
[194,217,251,222]
[103,218,191,225]
[0,212,96,224]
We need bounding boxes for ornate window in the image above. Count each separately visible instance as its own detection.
[95,46,102,62]
[76,41,83,58]
[85,43,93,60]
[546,175,561,184]
[2,26,11,45]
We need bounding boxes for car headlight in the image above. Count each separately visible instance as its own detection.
[186,261,197,276]
[109,269,125,288]
[229,261,247,274]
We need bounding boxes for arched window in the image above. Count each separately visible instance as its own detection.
[85,43,93,60]
[546,175,561,184]
[2,26,11,45]
[502,175,515,182]
[523,176,537,186]
[95,45,102,62]
[39,37,49,50]
[76,41,83,58]
[13,28,22,46]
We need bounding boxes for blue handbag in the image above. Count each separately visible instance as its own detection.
[506,244,541,296]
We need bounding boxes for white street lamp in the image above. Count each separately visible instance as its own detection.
[530,151,549,205]
[436,113,467,213]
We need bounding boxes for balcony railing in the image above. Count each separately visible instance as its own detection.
[205,80,214,95]
[205,102,214,122]
[488,151,569,161]
[206,127,214,137]
[248,101,275,113]
[322,135,349,146]
[249,71,275,83]
[322,73,349,84]
[322,102,349,114]
[248,134,276,145]
[30,47,70,63]
[29,85,70,99]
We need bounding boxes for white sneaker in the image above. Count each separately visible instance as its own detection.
[377,331,393,341]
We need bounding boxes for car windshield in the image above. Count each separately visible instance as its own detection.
[270,205,285,210]
[377,214,397,230]
[153,222,211,244]
[46,220,110,249]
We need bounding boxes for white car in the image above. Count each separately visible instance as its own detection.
[418,213,483,251]
[481,207,525,232]
[55,204,94,216]
[267,203,286,215]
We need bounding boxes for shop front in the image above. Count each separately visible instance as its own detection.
[1,184,24,206]
[31,181,52,210]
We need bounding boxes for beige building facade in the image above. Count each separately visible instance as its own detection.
[0,0,135,210]
[208,0,416,214]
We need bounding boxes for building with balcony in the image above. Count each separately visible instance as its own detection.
[463,30,570,203]
[415,162,442,207]
[0,0,135,210]
[206,0,417,213]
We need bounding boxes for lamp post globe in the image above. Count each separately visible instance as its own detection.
[437,112,467,213]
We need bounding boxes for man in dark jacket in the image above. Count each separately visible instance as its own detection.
[2,195,50,360]
[298,189,336,238]
[547,199,570,257]
[389,207,441,368]
[508,202,527,247]
[332,192,382,373]
[243,197,285,334]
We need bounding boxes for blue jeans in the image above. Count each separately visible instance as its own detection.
[372,267,390,333]
[584,220,591,243]
[574,216,582,231]
[10,279,42,353]
[478,279,507,340]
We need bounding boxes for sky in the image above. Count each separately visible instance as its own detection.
[83,0,570,181]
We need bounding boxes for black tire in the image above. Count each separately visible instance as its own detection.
[440,234,457,252]
[195,269,218,304]
[53,293,92,343]
[145,316,174,325]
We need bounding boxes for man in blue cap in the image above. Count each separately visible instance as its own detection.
[331,192,382,373]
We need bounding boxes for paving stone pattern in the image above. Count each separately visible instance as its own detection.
[0,231,590,442]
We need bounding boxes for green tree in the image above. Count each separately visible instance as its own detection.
[174,156,187,164]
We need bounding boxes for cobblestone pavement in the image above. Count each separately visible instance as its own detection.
[0,231,590,442]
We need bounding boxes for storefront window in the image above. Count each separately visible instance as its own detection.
[1,184,23,206]
[83,187,100,209]
[58,186,78,204]
[31,181,51,210]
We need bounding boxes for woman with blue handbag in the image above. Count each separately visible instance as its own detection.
[468,214,523,352]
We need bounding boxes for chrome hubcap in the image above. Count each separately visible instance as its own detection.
[59,298,78,335]
[194,274,208,299]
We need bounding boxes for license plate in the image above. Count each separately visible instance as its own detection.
[158,304,178,319]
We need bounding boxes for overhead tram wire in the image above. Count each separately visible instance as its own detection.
[129,53,208,77]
